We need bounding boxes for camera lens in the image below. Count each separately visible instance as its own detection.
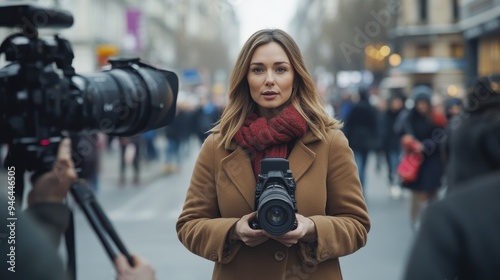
[266,206,287,226]
[257,184,296,235]
[67,59,178,136]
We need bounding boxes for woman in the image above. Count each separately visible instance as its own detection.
[176,29,370,280]
[399,90,445,230]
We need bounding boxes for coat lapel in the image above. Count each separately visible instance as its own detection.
[221,147,256,210]
[288,139,316,182]
[220,132,317,210]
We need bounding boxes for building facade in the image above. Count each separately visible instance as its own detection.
[460,0,500,85]
[0,0,239,88]
[390,0,466,98]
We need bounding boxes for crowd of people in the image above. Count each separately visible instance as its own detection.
[336,75,500,278]
[337,84,467,230]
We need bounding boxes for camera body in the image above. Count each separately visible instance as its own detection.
[250,158,298,236]
[0,3,178,173]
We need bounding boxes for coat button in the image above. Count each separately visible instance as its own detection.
[274,251,285,261]
[209,252,218,261]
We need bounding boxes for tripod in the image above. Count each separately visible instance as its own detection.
[70,180,134,267]
[9,157,134,280]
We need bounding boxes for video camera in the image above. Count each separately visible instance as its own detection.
[250,158,298,236]
[0,3,179,273]
[0,3,179,173]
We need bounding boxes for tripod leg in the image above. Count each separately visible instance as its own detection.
[91,200,134,266]
[70,181,133,265]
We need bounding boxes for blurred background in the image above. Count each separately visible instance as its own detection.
[0,0,499,279]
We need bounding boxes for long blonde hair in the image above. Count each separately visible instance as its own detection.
[212,29,342,149]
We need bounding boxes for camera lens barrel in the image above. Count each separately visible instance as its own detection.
[70,60,178,136]
[256,184,296,236]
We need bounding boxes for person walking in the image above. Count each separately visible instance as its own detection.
[343,88,379,194]
[398,88,446,230]
[176,29,369,280]
[163,102,194,174]
[381,93,405,198]
[193,94,222,143]
[118,135,141,186]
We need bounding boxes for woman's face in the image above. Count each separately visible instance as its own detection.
[415,99,430,114]
[247,42,294,118]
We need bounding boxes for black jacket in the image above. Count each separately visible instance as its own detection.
[446,112,500,191]
[0,198,70,280]
[343,99,378,151]
[381,108,403,152]
[404,173,500,280]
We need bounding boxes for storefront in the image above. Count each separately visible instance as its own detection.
[461,0,500,85]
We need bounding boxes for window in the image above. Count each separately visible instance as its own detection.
[450,43,464,58]
[419,0,428,22]
[416,44,431,57]
[452,0,460,22]
[479,36,500,76]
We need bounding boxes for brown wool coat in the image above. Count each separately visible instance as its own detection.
[176,128,370,280]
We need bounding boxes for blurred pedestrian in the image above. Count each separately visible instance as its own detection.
[338,89,354,122]
[119,135,141,186]
[163,102,194,173]
[404,77,500,279]
[441,96,464,165]
[381,93,405,198]
[373,95,386,173]
[343,87,379,193]
[398,88,446,230]
[444,97,463,122]
[142,130,158,162]
[193,94,222,144]
[176,29,369,280]
[445,77,500,191]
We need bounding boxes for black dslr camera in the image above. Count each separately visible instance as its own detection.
[250,158,298,235]
[0,3,178,174]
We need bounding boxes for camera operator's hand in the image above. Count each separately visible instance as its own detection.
[115,254,156,280]
[231,212,269,247]
[28,138,78,206]
[264,214,317,247]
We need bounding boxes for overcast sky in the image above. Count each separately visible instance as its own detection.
[234,0,299,46]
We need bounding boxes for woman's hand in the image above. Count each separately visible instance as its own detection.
[402,134,423,153]
[232,212,269,247]
[264,214,316,247]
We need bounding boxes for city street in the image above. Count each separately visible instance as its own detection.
[69,138,415,280]
[1,0,499,279]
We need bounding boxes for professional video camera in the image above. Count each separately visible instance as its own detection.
[250,158,298,235]
[0,3,178,274]
[0,3,178,173]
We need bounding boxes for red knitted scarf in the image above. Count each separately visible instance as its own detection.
[233,105,307,177]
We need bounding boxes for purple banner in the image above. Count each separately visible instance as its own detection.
[126,8,142,52]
